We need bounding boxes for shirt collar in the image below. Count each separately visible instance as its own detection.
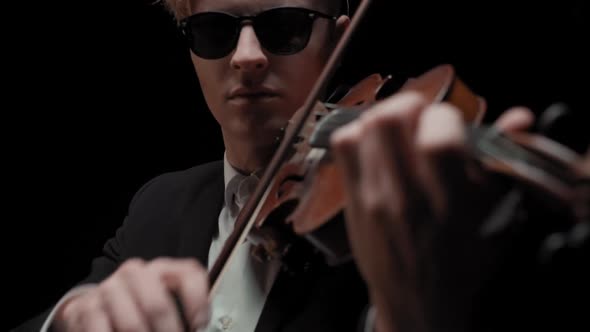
[223,152,240,192]
[223,153,261,217]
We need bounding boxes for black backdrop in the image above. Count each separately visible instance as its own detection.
[5,0,588,330]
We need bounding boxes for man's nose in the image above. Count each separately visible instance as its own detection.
[230,26,269,72]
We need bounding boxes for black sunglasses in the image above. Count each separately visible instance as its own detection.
[179,7,338,60]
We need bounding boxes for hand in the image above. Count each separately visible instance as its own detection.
[52,258,210,332]
[330,91,533,332]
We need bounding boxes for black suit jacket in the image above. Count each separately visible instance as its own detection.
[14,160,369,332]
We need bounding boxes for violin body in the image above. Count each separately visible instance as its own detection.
[248,65,487,264]
[245,63,589,270]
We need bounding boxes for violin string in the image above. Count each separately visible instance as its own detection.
[474,127,577,184]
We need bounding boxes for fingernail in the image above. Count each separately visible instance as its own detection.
[192,306,211,330]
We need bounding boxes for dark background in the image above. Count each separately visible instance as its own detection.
[5,0,588,330]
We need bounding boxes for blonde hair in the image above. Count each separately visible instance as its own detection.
[159,0,193,21]
[160,0,348,22]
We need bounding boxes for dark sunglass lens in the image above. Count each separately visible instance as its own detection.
[256,8,313,55]
[187,12,238,59]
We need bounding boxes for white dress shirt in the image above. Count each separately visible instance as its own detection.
[201,155,281,332]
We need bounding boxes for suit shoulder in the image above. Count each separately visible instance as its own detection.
[129,160,224,210]
[153,160,224,189]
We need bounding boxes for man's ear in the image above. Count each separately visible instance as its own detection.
[327,15,351,69]
[335,15,351,41]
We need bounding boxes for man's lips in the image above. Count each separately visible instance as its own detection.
[228,87,280,100]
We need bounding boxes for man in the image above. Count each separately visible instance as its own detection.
[12,0,555,331]
[14,0,369,331]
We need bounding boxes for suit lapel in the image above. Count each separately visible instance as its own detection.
[255,249,369,332]
[254,267,317,332]
[177,161,225,266]
[254,242,335,332]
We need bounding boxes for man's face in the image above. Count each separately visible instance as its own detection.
[188,0,348,145]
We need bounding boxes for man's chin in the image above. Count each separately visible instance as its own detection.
[230,112,290,137]
[236,124,284,143]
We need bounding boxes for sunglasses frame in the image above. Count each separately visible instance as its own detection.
[179,7,339,59]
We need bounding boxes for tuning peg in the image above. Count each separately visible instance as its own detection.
[538,231,568,265]
[538,221,590,266]
[537,102,589,153]
[537,102,572,135]
[567,221,590,251]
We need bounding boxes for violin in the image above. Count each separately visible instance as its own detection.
[207,0,590,297]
